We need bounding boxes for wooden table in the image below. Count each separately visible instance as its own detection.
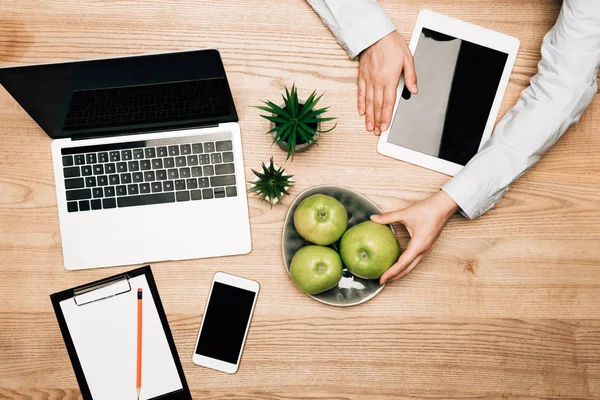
[1,1,600,398]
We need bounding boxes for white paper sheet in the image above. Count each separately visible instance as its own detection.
[60,275,183,400]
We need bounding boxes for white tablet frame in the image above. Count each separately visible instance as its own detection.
[192,272,259,374]
[377,9,520,176]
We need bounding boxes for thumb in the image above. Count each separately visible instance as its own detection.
[371,209,406,225]
[403,54,418,94]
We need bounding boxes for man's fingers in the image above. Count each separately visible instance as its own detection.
[389,254,425,282]
[380,241,421,285]
[380,84,396,132]
[358,77,366,116]
[370,209,406,225]
[403,54,418,94]
[365,85,375,132]
[373,86,384,136]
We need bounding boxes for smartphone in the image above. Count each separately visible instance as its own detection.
[192,272,259,373]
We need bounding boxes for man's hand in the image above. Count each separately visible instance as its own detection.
[370,191,459,285]
[358,31,417,135]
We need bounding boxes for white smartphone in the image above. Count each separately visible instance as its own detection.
[192,272,259,374]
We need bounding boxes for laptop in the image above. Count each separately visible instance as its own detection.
[0,49,252,270]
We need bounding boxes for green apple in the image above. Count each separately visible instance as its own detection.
[293,194,348,245]
[340,221,401,280]
[290,245,343,294]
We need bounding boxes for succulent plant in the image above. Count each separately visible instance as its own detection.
[248,157,294,207]
[255,84,336,160]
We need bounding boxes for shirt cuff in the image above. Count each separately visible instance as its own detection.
[442,175,494,220]
[342,11,396,59]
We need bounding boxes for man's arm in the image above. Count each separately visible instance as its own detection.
[442,0,600,219]
[306,0,395,59]
[372,0,600,284]
[306,0,417,135]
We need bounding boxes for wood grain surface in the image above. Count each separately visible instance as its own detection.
[1,0,600,398]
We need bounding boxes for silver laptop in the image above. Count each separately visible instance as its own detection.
[0,49,251,270]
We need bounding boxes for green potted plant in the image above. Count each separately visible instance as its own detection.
[248,157,294,207]
[255,84,336,160]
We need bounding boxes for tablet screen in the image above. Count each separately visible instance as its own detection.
[387,28,508,166]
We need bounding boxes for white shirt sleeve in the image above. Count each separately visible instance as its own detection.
[306,0,396,59]
[442,0,600,220]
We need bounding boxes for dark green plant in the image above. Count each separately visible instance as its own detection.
[248,157,294,207]
[255,84,337,160]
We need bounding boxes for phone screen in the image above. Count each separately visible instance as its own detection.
[195,282,256,364]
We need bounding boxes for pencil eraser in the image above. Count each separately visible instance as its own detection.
[138,288,142,293]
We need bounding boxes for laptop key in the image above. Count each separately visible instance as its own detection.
[204,142,215,153]
[226,186,237,197]
[104,186,116,197]
[97,175,108,186]
[176,156,186,167]
[156,170,167,180]
[180,167,190,178]
[151,159,163,169]
[85,177,97,187]
[66,188,92,201]
[198,177,210,188]
[128,160,140,172]
[91,199,102,210]
[122,150,132,160]
[140,183,151,194]
[151,182,162,193]
[133,149,144,159]
[215,163,235,175]
[192,143,203,154]
[92,187,103,198]
[144,171,156,181]
[175,180,186,190]
[81,166,93,176]
[202,188,214,199]
[64,167,80,178]
[186,178,198,189]
[102,198,117,209]
[121,173,132,184]
[93,164,104,175]
[210,175,236,187]
[109,174,120,185]
[163,181,174,191]
[145,147,156,158]
[105,163,116,174]
[65,178,84,189]
[157,146,168,157]
[222,152,234,163]
[187,155,198,166]
[168,145,179,156]
[109,151,120,161]
[67,201,78,212]
[176,191,190,202]
[199,154,210,165]
[203,165,215,176]
[116,185,127,196]
[117,162,127,173]
[164,157,175,168]
[86,153,97,164]
[181,144,191,155]
[191,167,202,177]
[140,160,151,170]
[62,155,74,166]
[214,187,226,198]
[216,140,233,152]
[128,184,139,195]
[117,193,175,208]
[168,169,179,179]
[74,155,86,165]
[79,200,91,211]
[98,152,109,163]
[191,190,202,200]
[133,172,143,183]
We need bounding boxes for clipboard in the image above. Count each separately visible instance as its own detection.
[50,266,192,400]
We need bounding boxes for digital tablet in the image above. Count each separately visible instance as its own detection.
[377,10,520,176]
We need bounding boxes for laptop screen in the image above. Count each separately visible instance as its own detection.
[0,49,237,139]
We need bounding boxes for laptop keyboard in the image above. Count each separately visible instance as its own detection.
[63,78,231,131]
[60,134,237,213]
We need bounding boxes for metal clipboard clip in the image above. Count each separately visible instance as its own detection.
[73,274,132,306]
